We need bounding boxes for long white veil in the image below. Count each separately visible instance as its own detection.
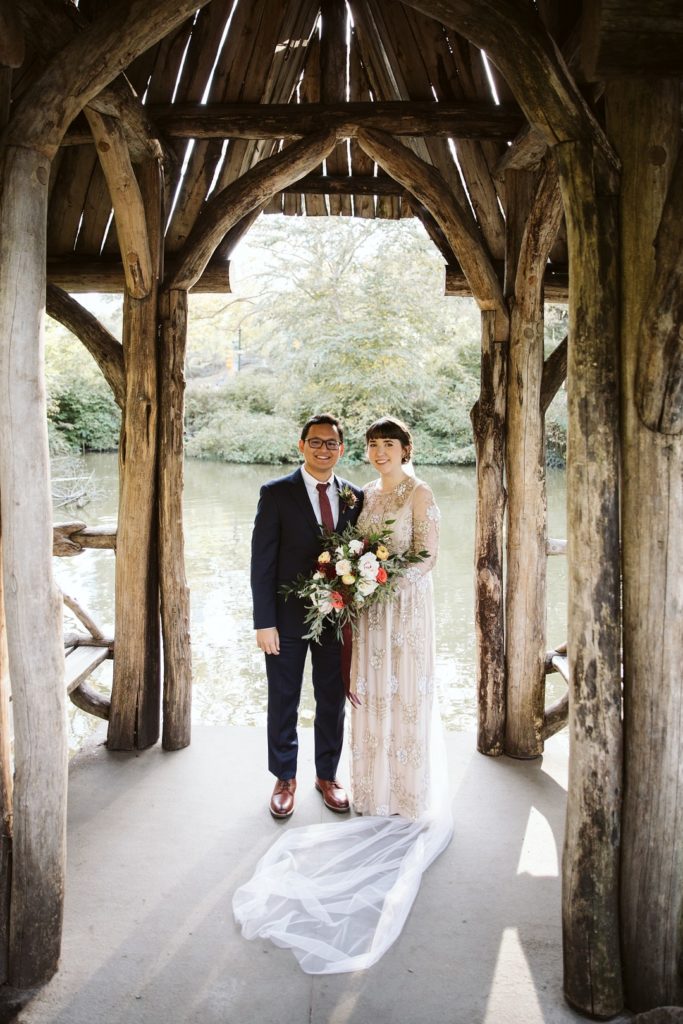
[232,702,453,974]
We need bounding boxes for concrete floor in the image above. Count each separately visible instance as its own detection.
[7,725,632,1024]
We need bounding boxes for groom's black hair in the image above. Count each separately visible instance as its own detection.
[301,413,344,443]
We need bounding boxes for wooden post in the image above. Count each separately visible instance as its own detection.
[0,146,67,987]
[555,139,623,1018]
[471,310,507,755]
[0,527,11,983]
[608,78,683,1012]
[109,158,162,750]
[158,288,192,750]
[504,163,563,758]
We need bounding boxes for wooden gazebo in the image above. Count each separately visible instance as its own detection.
[1,0,681,1016]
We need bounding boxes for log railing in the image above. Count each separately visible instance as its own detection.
[543,537,569,739]
[54,522,116,720]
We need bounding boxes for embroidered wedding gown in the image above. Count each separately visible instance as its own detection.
[350,476,439,819]
[233,476,452,974]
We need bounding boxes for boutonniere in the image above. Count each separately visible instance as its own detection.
[339,484,358,511]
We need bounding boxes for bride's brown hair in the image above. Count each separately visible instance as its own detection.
[365,416,413,464]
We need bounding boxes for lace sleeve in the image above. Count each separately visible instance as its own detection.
[402,482,439,586]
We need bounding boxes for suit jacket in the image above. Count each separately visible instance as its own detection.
[251,468,364,637]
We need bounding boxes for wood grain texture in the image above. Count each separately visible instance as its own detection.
[0,146,67,988]
[609,77,683,1012]
[471,310,507,755]
[158,288,192,750]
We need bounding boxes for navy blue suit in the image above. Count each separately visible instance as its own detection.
[251,468,363,780]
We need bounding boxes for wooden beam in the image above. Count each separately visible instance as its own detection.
[170,130,337,291]
[61,100,525,144]
[0,145,67,988]
[109,159,162,751]
[636,142,683,434]
[0,0,24,68]
[282,173,401,195]
[84,110,153,299]
[609,77,683,1013]
[69,680,110,721]
[357,127,509,337]
[541,334,568,414]
[471,309,507,755]
[46,285,125,408]
[504,159,563,759]
[0,528,12,984]
[582,0,683,80]
[158,288,192,750]
[47,256,233,294]
[5,0,212,158]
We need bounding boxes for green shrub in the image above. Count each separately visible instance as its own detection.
[185,407,300,463]
[49,378,120,451]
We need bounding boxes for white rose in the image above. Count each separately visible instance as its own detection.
[358,578,378,597]
[348,538,364,555]
[358,552,379,580]
[335,558,353,576]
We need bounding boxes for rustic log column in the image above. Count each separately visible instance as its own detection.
[158,288,192,750]
[555,139,623,1017]
[0,147,67,987]
[0,527,11,982]
[471,310,507,755]
[504,163,562,758]
[608,79,683,1012]
[109,158,162,750]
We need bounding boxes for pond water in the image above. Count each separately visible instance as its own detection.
[56,455,568,748]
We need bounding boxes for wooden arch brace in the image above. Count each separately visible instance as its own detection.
[85,109,153,299]
[356,128,508,339]
[170,130,338,291]
[46,285,125,408]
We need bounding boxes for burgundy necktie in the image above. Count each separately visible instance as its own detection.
[316,482,335,532]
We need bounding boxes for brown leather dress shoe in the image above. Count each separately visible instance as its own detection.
[315,777,350,813]
[270,778,296,819]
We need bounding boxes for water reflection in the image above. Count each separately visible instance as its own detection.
[55,455,568,747]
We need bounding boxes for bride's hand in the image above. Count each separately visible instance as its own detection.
[347,690,362,708]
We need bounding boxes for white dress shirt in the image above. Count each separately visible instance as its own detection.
[301,465,340,528]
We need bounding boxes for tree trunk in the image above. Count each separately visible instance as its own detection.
[0,146,67,987]
[555,139,623,1018]
[109,159,162,750]
[471,309,507,755]
[0,527,11,983]
[158,288,192,750]
[608,78,683,1012]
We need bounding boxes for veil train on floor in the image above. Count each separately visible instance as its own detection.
[232,701,453,974]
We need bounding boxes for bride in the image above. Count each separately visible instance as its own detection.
[233,417,453,974]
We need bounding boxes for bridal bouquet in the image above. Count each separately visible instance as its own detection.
[281,522,428,643]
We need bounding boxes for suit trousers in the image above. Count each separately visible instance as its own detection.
[265,631,345,781]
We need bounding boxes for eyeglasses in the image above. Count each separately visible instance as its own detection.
[305,438,341,451]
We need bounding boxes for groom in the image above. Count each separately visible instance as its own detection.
[251,414,363,819]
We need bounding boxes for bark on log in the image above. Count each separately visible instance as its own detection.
[471,310,507,755]
[158,288,192,750]
[84,109,153,299]
[609,78,683,1012]
[46,285,125,408]
[0,528,12,983]
[542,691,569,740]
[0,146,67,988]
[170,131,337,291]
[53,522,117,555]
[109,159,162,751]
[504,161,563,759]
[554,138,623,1018]
[356,128,509,338]
[635,143,683,434]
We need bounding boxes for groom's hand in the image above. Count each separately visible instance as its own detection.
[256,627,280,655]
